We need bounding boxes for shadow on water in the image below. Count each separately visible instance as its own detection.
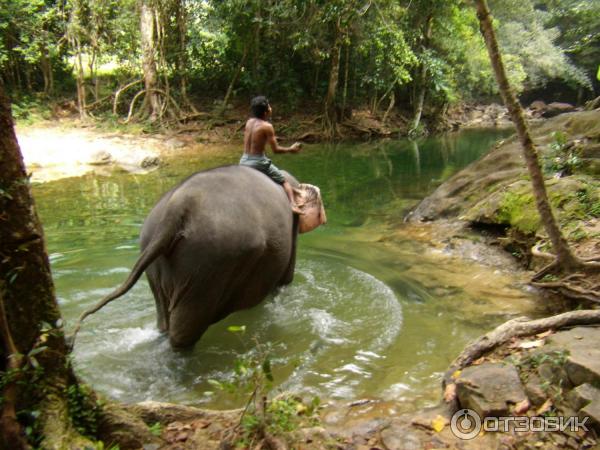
[33,128,542,412]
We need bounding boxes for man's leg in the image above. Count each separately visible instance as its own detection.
[283,181,304,215]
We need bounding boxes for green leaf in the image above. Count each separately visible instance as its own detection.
[262,358,273,382]
[28,346,47,357]
[207,379,223,390]
[227,325,246,334]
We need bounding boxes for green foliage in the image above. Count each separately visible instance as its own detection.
[66,382,102,437]
[211,326,321,448]
[1,0,596,119]
[575,187,600,219]
[148,422,162,436]
[491,0,593,92]
[543,131,581,176]
[517,349,569,370]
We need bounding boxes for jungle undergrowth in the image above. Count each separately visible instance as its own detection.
[210,325,322,449]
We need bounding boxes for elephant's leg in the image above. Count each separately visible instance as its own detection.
[166,275,228,348]
[147,273,169,332]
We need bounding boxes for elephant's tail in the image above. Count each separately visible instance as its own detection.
[68,213,181,348]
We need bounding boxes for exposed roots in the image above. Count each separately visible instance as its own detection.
[443,309,600,391]
[125,88,182,123]
[112,79,143,115]
[530,241,555,261]
[530,254,600,303]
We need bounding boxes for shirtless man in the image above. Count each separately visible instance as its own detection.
[240,96,304,214]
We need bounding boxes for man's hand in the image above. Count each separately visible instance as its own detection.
[290,142,302,152]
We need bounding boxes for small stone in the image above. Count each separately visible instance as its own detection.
[525,375,547,407]
[141,156,160,168]
[89,150,112,165]
[380,424,422,450]
[166,138,185,149]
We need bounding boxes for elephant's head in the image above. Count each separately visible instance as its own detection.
[294,184,327,234]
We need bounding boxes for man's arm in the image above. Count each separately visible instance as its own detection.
[266,124,302,153]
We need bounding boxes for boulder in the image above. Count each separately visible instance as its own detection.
[455,362,528,417]
[530,100,547,111]
[89,150,113,166]
[547,327,600,387]
[543,102,576,118]
[581,143,600,159]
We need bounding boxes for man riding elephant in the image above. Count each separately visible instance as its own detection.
[240,96,304,214]
[70,105,326,348]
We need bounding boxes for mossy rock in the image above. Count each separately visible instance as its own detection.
[410,109,600,225]
[464,176,599,235]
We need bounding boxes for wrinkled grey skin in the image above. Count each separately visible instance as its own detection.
[86,165,308,349]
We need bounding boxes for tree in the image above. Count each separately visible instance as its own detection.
[0,84,96,448]
[474,0,598,277]
[140,0,161,121]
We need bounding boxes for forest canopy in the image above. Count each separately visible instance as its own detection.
[1,0,598,121]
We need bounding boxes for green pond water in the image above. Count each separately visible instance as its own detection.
[32,129,543,412]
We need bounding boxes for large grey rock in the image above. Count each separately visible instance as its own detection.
[455,362,528,417]
[547,327,600,387]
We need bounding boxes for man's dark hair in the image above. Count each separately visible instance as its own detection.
[251,96,270,118]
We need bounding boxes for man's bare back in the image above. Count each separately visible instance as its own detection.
[244,117,301,156]
[239,96,303,214]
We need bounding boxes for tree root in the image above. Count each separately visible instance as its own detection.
[530,241,555,261]
[443,309,600,391]
[112,79,143,115]
[530,253,600,303]
[125,88,182,123]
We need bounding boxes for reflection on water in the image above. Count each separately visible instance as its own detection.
[33,128,540,412]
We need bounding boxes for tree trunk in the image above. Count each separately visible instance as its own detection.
[140,0,160,121]
[341,43,350,116]
[409,16,433,136]
[175,0,194,110]
[475,0,581,272]
[0,85,94,449]
[39,43,53,95]
[73,37,87,120]
[221,45,248,114]
[382,90,395,124]
[324,21,343,138]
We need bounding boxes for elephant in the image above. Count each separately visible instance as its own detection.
[75,165,326,348]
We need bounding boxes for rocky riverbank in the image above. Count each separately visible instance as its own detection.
[407,108,600,270]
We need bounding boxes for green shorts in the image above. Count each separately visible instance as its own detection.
[239,154,286,185]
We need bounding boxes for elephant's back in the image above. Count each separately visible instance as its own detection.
[142,165,293,258]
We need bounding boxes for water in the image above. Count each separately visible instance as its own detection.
[33,129,541,412]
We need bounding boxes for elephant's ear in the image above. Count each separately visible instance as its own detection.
[292,187,307,208]
[296,184,327,234]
